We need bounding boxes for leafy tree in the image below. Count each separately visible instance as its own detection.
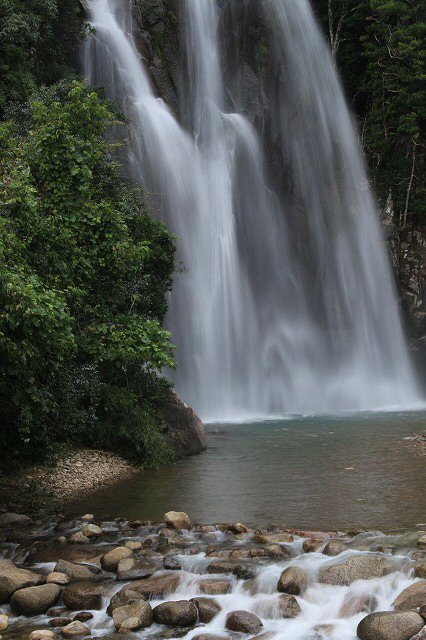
[0,0,83,114]
[0,82,176,463]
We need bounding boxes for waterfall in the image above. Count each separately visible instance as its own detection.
[84,0,421,420]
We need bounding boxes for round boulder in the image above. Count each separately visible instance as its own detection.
[153,601,198,627]
[277,566,308,595]
[323,541,347,557]
[226,610,263,634]
[357,611,424,640]
[164,512,191,530]
[100,547,132,572]
[10,584,60,616]
[112,601,153,631]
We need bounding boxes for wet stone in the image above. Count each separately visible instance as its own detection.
[190,597,221,623]
[226,610,263,634]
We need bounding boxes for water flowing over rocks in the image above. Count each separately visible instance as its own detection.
[1,513,426,640]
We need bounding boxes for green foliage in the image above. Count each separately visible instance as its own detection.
[360,0,424,230]
[312,0,424,231]
[0,0,84,115]
[0,82,176,462]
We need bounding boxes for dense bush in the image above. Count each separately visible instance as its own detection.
[0,82,176,463]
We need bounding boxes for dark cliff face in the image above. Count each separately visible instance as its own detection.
[132,0,182,114]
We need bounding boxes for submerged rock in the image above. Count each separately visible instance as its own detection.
[357,611,424,640]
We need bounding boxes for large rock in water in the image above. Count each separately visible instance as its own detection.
[153,601,198,627]
[63,582,103,610]
[159,391,206,456]
[357,611,424,640]
[226,611,263,634]
[320,554,396,586]
[277,566,308,595]
[0,560,45,603]
[10,584,61,616]
[393,580,426,611]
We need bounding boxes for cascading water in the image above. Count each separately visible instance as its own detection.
[84,0,421,420]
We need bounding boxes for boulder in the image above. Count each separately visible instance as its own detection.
[61,621,91,637]
[73,612,93,623]
[153,601,198,627]
[228,523,249,534]
[112,601,153,631]
[252,532,293,544]
[190,597,221,623]
[357,611,424,640]
[117,557,162,580]
[164,512,191,530]
[159,391,206,456]
[47,572,70,585]
[10,584,61,616]
[278,594,301,618]
[0,513,32,528]
[100,546,132,572]
[69,532,90,545]
[122,573,181,598]
[393,580,426,611]
[277,567,308,595]
[320,554,396,586]
[323,541,347,556]
[80,525,102,538]
[81,514,94,522]
[63,582,103,610]
[107,589,146,616]
[0,559,45,602]
[415,563,426,579]
[29,631,56,640]
[198,579,231,595]
[226,611,263,634]
[124,541,143,551]
[303,539,323,553]
[418,536,426,546]
[53,560,96,582]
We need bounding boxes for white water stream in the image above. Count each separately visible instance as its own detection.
[83,0,421,421]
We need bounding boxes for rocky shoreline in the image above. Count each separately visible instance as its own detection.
[0,511,425,640]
